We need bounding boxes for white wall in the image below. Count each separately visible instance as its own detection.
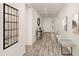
[32,9,40,43]
[42,17,53,32]
[53,3,79,55]
[25,7,32,45]
[25,5,41,45]
[0,3,26,56]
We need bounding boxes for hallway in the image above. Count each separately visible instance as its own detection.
[0,3,79,56]
[25,32,60,56]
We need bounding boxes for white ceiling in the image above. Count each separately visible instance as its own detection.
[30,3,66,17]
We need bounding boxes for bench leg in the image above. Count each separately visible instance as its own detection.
[61,45,72,56]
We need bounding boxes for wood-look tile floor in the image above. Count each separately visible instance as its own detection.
[25,32,60,56]
[25,32,70,56]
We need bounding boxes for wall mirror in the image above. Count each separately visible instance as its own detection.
[37,18,40,26]
[62,16,68,31]
[3,3,19,49]
[72,13,79,34]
